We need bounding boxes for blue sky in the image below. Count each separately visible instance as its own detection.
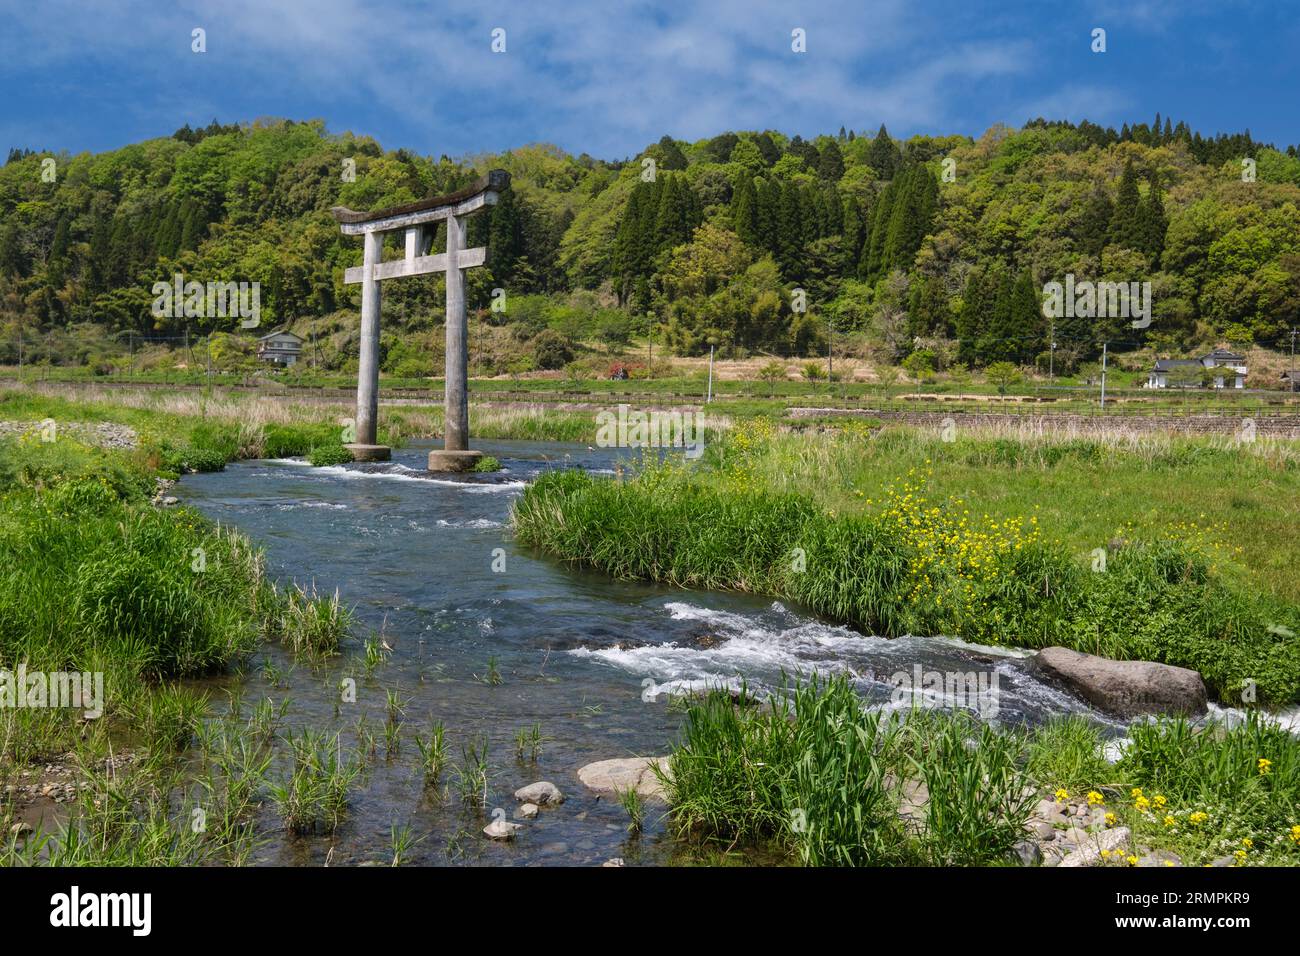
[2,0,1297,160]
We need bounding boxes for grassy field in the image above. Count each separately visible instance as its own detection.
[736,422,1300,605]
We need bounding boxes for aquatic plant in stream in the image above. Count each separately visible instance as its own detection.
[308,443,353,467]
[453,736,492,809]
[619,788,644,835]
[514,722,544,762]
[390,823,420,866]
[268,730,360,834]
[415,721,449,787]
[279,583,351,658]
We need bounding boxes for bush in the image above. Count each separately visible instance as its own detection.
[472,455,501,473]
[161,445,226,474]
[308,443,353,467]
[531,329,574,370]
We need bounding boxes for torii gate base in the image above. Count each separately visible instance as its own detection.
[348,444,392,462]
[332,171,508,471]
[426,448,482,471]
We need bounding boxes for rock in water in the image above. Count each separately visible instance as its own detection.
[1036,647,1207,717]
[516,803,540,820]
[576,757,671,801]
[514,781,564,805]
[484,819,522,841]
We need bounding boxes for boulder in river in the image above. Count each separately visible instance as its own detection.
[484,819,523,841]
[576,757,671,801]
[514,781,564,805]
[1036,647,1207,718]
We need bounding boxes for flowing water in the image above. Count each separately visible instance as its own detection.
[178,438,1124,866]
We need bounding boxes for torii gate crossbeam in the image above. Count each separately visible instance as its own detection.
[331,169,508,471]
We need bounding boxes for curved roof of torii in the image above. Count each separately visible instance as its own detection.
[330,169,510,225]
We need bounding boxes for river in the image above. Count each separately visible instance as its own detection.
[177,438,1121,866]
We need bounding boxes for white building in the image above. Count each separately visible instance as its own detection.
[256,329,304,366]
[1147,348,1247,389]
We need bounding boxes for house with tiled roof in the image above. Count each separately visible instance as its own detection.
[1147,348,1247,389]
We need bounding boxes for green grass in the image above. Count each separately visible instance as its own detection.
[666,679,1300,867]
[1026,715,1114,792]
[666,678,1034,866]
[1021,711,1300,866]
[266,729,360,834]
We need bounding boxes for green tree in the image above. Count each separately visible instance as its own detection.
[731,175,760,247]
[866,124,900,179]
[985,360,1021,395]
[1108,160,1145,250]
[758,358,787,395]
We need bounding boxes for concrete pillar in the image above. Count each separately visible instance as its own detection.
[351,229,388,459]
[444,214,469,452]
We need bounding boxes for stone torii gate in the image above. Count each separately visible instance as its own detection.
[331,169,509,471]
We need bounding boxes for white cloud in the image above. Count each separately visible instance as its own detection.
[0,0,1135,156]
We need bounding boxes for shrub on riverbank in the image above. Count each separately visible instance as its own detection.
[514,463,1300,706]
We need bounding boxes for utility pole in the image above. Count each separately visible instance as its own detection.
[706,344,714,403]
[827,311,835,383]
[1290,326,1297,393]
[1099,341,1108,410]
[1049,325,1056,385]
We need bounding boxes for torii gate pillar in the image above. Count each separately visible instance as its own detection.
[332,170,509,470]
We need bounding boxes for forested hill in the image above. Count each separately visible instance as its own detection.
[2,116,1299,374]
